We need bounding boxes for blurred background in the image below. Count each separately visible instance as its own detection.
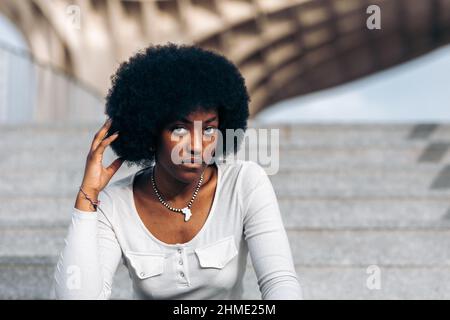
[1,0,450,299]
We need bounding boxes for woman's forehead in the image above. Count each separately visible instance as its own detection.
[174,109,219,122]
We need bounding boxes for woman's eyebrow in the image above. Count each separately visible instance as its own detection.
[179,116,218,124]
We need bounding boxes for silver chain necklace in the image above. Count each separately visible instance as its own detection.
[150,165,205,222]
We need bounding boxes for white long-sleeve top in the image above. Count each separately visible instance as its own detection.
[54,159,303,300]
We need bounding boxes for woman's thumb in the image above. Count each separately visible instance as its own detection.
[106,157,124,176]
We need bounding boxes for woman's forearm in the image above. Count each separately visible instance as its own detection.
[55,188,122,299]
[54,208,108,299]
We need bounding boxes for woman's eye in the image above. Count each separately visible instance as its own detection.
[172,127,188,135]
[204,127,216,135]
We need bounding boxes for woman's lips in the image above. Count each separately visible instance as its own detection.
[180,158,203,168]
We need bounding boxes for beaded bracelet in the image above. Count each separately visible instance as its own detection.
[79,186,101,210]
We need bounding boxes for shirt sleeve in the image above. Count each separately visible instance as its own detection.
[53,188,122,299]
[241,161,303,300]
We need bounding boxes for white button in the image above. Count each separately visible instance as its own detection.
[179,260,183,265]
[180,272,184,277]
[177,248,182,254]
[140,272,145,277]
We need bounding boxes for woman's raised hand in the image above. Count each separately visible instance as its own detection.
[80,118,124,197]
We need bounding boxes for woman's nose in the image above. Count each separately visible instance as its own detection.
[187,129,204,156]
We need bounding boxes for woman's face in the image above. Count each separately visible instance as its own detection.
[155,108,219,183]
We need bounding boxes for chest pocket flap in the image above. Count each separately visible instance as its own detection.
[194,235,238,269]
[124,250,165,280]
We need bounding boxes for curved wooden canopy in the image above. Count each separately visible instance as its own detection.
[1,0,449,115]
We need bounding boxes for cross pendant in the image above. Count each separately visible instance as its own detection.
[181,207,192,222]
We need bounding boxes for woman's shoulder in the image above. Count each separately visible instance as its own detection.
[96,170,140,211]
[219,158,266,173]
[217,159,268,189]
[102,171,135,195]
[92,169,146,225]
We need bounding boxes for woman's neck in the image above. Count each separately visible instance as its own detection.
[150,162,214,202]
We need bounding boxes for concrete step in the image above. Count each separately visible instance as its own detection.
[1,196,449,229]
[280,197,450,229]
[0,260,130,299]
[1,123,449,149]
[3,137,447,153]
[270,166,450,197]
[0,258,266,299]
[298,265,450,299]
[2,144,450,170]
[1,122,449,137]
[2,259,450,299]
[2,122,450,300]
[2,227,450,267]
[1,166,449,197]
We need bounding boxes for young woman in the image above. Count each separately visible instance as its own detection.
[54,43,302,300]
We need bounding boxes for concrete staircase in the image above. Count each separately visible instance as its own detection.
[1,122,450,299]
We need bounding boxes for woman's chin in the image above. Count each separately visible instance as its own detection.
[175,161,204,178]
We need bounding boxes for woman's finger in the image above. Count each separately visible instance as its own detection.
[90,118,113,152]
[92,131,119,157]
[105,157,125,178]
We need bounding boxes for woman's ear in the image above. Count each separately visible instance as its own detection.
[149,140,157,152]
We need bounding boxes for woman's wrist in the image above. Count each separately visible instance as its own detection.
[75,188,99,212]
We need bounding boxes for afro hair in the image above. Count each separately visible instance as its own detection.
[104,42,251,169]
